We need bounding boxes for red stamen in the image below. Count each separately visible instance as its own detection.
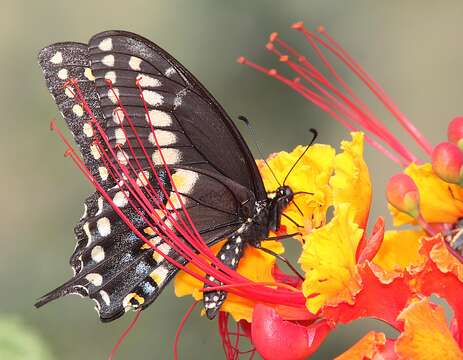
[174,300,201,360]
[108,310,142,360]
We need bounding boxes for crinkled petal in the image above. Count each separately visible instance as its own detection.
[174,240,284,322]
[299,204,363,313]
[257,143,336,235]
[322,263,413,329]
[373,229,426,275]
[414,235,463,349]
[396,298,462,360]
[330,132,372,228]
[334,331,387,360]
[389,163,463,225]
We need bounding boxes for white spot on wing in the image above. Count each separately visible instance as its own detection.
[114,128,126,145]
[112,107,124,124]
[98,37,113,51]
[84,67,95,81]
[116,150,129,165]
[99,290,110,306]
[57,68,68,80]
[64,87,75,98]
[50,51,63,64]
[108,88,119,104]
[142,90,164,107]
[146,110,172,127]
[83,122,93,137]
[83,222,92,245]
[148,130,176,146]
[72,104,84,117]
[102,54,115,67]
[81,203,88,220]
[90,144,101,159]
[174,88,187,108]
[113,191,129,207]
[98,166,109,181]
[129,56,142,70]
[86,273,103,286]
[91,245,105,263]
[165,67,175,77]
[136,170,150,187]
[97,217,111,236]
[104,71,117,84]
[136,74,161,87]
[171,169,199,194]
[96,197,104,215]
[152,148,181,165]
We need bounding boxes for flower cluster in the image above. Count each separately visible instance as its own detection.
[175,22,463,359]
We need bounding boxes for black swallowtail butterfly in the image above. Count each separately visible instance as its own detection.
[35,30,303,321]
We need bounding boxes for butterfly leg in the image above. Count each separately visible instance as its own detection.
[203,234,245,319]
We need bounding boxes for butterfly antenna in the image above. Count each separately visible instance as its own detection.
[283,129,318,185]
[238,115,282,187]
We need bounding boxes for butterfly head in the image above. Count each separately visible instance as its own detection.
[274,185,294,208]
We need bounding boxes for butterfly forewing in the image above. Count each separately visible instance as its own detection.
[36,31,266,321]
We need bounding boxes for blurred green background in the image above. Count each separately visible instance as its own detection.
[1,0,462,358]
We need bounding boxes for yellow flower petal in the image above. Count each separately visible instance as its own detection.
[258,143,336,235]
[299,203,363,313]
[330,132,372,228]
[335,331,386,360]
[396,298,462,360]
[389,163,463,226]
[174,240,284,322]
[373,229,426,274]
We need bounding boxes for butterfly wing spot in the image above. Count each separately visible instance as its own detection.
[104,70,117,84]
[50,51,63,64]
[95,197,104,215]
[116,150,129,165]
[152,148,181,165]
[82,122,94,137]
[64,87,75,98]
[140,235,161,250]
[83,222,92,246]
[98,37,113,51]
[98,166,109,180]
[57,68,68,80]
[123,292,144,311]
[84,67,95,81]
[145,110,172,127]
[99,290,111,306]
[85,273,103,286]
[148,130,177,146]
[96,217,111,236]
[142,90,164,107]
[107,88,119,104]
[113,191,129,208]
[102,54,115,67]
[129,56,142,71]
[112,107,125,124]
[136,170,150,187]
[171,169,199,194]
[91,245,105,263]
[165,67,175,77]
[150,266,169,285]
[72,104,84,117]
[137,74,161,88]
[152,243,170,263]
[114,128,127,145]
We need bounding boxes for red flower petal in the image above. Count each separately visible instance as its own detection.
[251,304,332,360]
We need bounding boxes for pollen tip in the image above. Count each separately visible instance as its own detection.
[49,120,56,131]
[279,55,289,62]
[268,69,278,76]
[104,78,113,86]
[291,21,304,30]
[237,56,246,64]
[265,42,274,51]
[293,77,301,83]
[317,25,326,33]
[269,32,278,42]
[64,149,72,158]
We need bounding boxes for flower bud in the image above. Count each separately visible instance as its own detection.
[448,116,463,150]
[386,174,420,218]
[432,142,463,184]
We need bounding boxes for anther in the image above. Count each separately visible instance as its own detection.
[269,32,278,42]
[291,21,304,30]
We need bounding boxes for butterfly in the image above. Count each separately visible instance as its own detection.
[35,30,307,322]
